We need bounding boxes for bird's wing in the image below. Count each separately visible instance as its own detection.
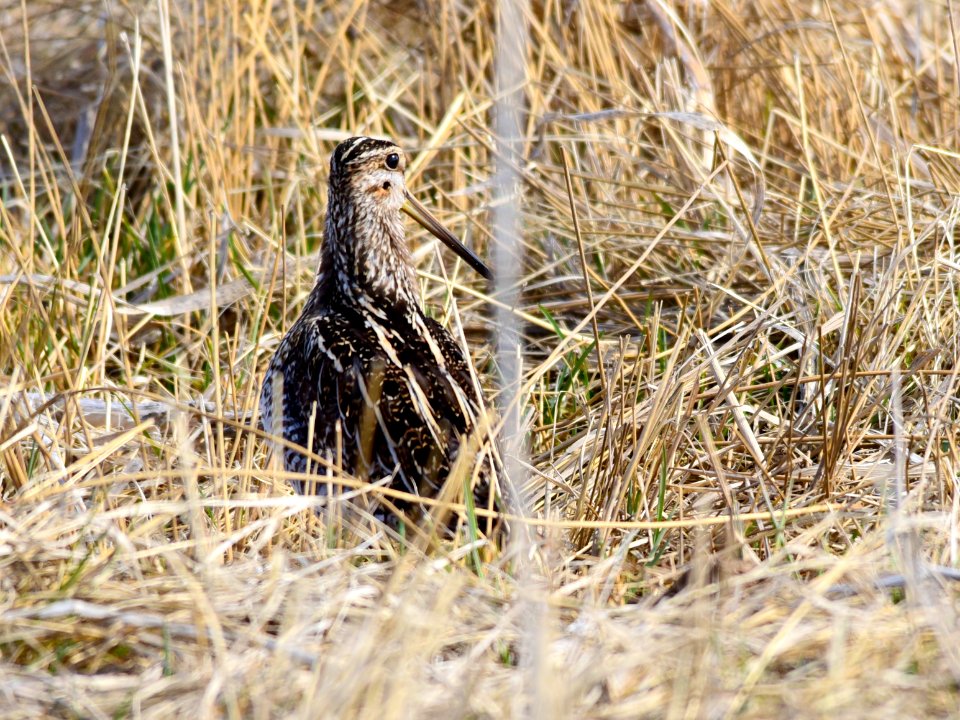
[259,314,366,491]
[422,316,481,406]
[420,316,502,530]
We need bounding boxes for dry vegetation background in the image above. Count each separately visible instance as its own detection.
[2,0,960,717]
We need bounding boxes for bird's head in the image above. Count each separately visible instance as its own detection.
[330,136,408,214]
[323,137,493,303]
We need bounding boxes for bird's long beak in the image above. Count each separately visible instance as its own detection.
[402,189,493,281]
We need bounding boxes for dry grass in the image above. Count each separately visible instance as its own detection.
[2,0,960,717]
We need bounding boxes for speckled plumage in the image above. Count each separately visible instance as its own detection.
[260,137,493,526]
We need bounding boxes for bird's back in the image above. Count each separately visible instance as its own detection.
[260,300,485,519]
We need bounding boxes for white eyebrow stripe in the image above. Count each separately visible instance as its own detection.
[339,137,369,163]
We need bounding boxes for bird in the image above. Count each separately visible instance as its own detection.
[260,136,496,532]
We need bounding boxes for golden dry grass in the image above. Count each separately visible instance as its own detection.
[2,0,960,717]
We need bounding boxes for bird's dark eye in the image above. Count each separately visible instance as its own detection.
[385,153,400,170]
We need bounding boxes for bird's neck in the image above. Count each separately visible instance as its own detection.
[309,192,421,317]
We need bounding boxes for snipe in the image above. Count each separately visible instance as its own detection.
[260,136,494,529]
